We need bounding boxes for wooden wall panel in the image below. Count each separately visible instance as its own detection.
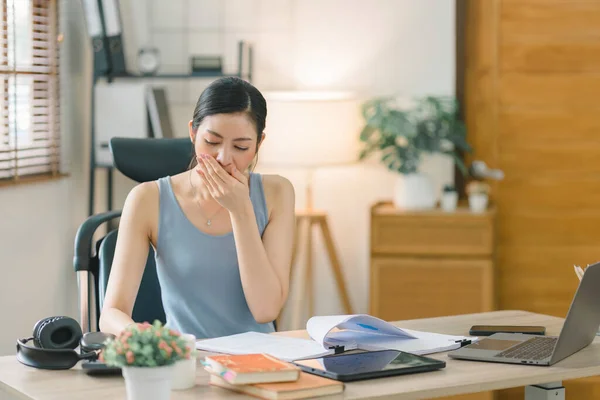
[500,1,600,39]
[495,179,600,212]
[499,74,600,110]
[499,109,600,146]
[498,214,600,247]
[464,0,600,398]
[501,41,600,72]
[497,245,587,316]
[498,148,600,177]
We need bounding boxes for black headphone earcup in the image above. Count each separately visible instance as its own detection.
[32,317,55,348]
[33,316,82,350]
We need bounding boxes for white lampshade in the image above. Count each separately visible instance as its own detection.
[259,91,362,168]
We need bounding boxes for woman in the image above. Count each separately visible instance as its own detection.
[99,77,295,339]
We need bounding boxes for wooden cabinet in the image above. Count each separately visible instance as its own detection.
[369,202,496,400]
[369,202,496,320]
[371,257,494,321]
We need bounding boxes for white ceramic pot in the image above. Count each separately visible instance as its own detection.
[440,191,458,212]
[171,334,197,391]
[469,193,488,213]
[393,173,436,210]
[122,364,174,400]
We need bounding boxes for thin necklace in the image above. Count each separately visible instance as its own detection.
[188,170,223,227]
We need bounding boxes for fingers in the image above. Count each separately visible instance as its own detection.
[196,165,219,195]
[230,166,246,183]
[200,155,231,183]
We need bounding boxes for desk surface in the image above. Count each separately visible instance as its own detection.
[2,310,600,400]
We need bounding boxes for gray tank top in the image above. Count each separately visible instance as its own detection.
[154,173,275,338]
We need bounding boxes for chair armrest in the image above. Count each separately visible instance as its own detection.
[73,210,122,272]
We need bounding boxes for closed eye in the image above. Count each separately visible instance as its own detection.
[205,139,248,151]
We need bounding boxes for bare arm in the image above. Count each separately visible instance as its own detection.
[98,182,158,335]
[230,176,296,323]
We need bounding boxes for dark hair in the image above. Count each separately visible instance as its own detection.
[192,76,266,140]
[189,77,266,170]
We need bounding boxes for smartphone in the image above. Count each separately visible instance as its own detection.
[469,325,546,336]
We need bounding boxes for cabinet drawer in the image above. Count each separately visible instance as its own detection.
[371,212,494,256]
[369,257,494,322]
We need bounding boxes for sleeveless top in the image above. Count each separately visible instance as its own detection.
[154,172,275,338]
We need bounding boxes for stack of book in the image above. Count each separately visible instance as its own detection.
[203,353,344,399]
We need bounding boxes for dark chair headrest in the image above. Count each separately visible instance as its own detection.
[110,137,194,183]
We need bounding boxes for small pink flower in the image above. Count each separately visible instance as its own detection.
[158,341,173,356]
[171,341,182,355]
[126,351,135,364]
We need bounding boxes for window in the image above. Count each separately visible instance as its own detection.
[0,0,60,182]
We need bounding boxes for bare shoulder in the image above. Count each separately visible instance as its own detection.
[260,174,295,217]
[126,180,159,208]
[122,180,160,241]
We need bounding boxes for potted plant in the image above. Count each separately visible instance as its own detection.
[466,181,490,212]
[358,95,472,210]
[441,184,458,212]
[100,321,193,400]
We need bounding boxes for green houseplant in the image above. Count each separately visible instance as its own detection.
[358,95,472,209]
[100,321,193,400]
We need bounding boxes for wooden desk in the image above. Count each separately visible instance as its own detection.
[1,310,600,400]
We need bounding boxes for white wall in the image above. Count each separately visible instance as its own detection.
[116,0,456,329]
[0,0,455,355]
[0,0,91,355]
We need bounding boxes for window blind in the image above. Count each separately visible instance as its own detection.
[0,0,60,181]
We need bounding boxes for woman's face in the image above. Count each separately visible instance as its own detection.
[189,112,262,175]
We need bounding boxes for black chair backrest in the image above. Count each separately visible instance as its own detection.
[97,230,166,324]
[110,137,194,183]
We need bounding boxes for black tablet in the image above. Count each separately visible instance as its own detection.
[292,349,446,382]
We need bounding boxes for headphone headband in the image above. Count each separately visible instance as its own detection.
[16,316,111,370]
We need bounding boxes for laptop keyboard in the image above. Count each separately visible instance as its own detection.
[495,336,558,361]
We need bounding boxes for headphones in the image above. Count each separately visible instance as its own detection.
[16,316,115,370]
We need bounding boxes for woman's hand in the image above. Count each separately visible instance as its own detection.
[196,154,251,214]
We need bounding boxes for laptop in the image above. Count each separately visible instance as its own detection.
[449,262,600,366]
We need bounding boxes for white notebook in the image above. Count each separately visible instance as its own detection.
[196,314,477,362]
[195,331,331,362]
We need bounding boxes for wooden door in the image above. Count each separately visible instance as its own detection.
[463,0,600,398]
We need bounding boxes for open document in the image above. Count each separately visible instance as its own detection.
[196,314,477,362]
[307,314,477,355]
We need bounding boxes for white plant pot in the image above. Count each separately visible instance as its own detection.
[171,334,197,391]
[469,193,488,213]
[393,173,436,210]
[440,191,458,212]
[122,365,174,400]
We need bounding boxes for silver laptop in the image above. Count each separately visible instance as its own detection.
[449,262,600,366]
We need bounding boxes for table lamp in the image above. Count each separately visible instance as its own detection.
[259,91,362,329]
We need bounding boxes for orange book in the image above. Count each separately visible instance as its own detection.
[209,371,344,400]
[204,353,301,385]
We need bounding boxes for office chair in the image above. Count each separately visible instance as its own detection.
[73,137,193,332]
